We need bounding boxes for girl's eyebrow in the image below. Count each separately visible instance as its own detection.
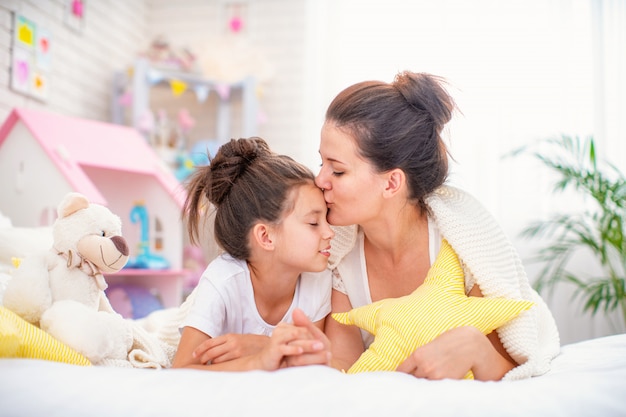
[303,208,325,217]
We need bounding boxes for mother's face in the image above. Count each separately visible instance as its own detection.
[315,122,387,227]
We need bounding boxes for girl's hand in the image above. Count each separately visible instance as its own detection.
[256,323,308,370]
[283,308,331,367]
[193,334,269,364]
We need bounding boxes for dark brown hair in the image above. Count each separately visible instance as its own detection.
[325,71,456,213]
[184,137,315,259]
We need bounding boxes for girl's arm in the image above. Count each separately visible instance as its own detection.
[324,289,366,371]
[188,309,330,367]
[192,333,270,365]
[172,325,307,371]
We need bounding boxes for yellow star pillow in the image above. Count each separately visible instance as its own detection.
[332,239,534,378]
[0,306,91,366]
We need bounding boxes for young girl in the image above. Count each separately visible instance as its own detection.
[172,137,334,371]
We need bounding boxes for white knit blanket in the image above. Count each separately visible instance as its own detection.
[326,185,561,380]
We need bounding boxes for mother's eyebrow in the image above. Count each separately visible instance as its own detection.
[323,156,347,165]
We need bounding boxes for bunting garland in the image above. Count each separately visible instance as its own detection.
[140,67,252,105]
[146,68,164,84]
[122,62,267,126]
[193,84,209,103]
[215,84,231,100]
[169,79,187,96]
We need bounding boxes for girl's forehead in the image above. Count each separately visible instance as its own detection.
[293,183,324,206]
[280,181,319,213]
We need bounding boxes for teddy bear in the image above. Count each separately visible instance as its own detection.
[3,192,135,364]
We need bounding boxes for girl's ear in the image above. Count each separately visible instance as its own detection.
[382,168,405,198]
[251,223,275,251]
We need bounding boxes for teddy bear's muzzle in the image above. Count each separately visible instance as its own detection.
[77,235,130,273]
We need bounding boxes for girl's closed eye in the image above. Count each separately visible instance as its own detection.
[332,171,344,177]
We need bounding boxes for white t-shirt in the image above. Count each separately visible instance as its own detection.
[183,253,332,338]
[332,218,441,347]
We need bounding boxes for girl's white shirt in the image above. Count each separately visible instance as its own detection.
[183,253,332,338]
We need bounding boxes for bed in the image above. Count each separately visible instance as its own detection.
[0,334,625,417]
[1,217,625,417]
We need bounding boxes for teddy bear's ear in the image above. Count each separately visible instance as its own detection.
[57,192,90,218]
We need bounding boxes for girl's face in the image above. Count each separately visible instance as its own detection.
[315,122,386,227]
[273,183,334,273]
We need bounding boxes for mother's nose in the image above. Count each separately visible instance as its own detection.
[315,171,329,191]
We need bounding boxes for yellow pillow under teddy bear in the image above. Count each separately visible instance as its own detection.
[0,256,90,365]
[332,239,534,378]
[0,305,90,365]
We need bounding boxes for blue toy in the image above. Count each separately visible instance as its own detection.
[125,202,170,270]
[173,139,215,181]
[174,151,209,181]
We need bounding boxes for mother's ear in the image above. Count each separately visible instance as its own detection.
[382,168,406,198]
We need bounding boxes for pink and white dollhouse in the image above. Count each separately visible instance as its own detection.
[0,107,189,308]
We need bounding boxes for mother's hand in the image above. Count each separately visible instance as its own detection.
[396,326,489,380]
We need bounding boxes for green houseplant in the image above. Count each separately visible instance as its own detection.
[510,135,626,328]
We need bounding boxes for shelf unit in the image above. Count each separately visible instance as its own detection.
[105,269,187,309]
[111,58,258,142]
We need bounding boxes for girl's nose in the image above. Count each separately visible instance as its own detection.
[324,223,335,240]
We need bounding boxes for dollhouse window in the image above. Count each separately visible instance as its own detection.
[154,217,163,251]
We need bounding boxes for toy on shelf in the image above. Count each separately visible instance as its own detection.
[174,139,213,182]
[106,283,164,319]
[175,151,208,182]
[125,201,170,270]
[142,35,198,73]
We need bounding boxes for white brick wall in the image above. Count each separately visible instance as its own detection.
[0,0,319,169]
[0,0,147,123]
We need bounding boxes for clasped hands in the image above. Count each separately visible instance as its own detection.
[191,308,331,371]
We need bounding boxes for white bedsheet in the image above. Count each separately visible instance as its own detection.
[1,333,625,417]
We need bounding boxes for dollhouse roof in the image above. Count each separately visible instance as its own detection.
[0,107,185,207]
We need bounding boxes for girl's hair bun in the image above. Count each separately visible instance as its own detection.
[208,137,271,206]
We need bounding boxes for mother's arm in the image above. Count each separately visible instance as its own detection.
[325,289,367,371]
[396,285,518,381]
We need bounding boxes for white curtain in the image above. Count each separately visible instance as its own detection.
[592,0,626,170]
[311,0,625,343]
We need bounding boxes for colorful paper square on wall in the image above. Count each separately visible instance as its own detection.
[11,13,51,101]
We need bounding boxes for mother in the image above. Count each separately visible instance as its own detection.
[315,71,560,380]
